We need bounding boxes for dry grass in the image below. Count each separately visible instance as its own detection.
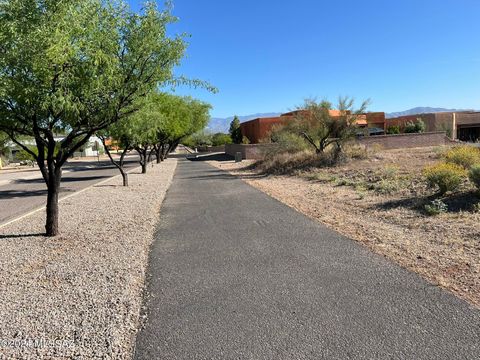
[209,146,480,308]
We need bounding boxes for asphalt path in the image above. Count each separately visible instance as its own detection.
[134,158,480,359]
[0,155,140,225]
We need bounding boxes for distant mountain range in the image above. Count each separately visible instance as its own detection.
[207,107,474,133]
[385,107,470,119]
[207,113,281,133]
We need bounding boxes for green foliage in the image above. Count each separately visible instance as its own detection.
[386,125,400,134]
[103,92,211,149]
[444,146,480,169]
[469,164,480,190]
[0,131,10,157]
[185,131,213,147]
[16,146,39,162]
[424,162,466,195]
[229,116,243,144]
[267,125,309,154]
[211,133,232,146]
[424,199,448,216]
[286,97,369,154]
[0,0,194,168]
[404,118,426,133]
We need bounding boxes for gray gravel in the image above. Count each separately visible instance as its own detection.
[0,159,177,359]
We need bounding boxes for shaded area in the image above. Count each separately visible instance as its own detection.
[375,191,480,214]
[0,233,45,239]
[186,153,233,162]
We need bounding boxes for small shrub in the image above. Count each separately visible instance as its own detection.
[423,162,466,195]
[444,146,480,169]
[241,136,250,144]
[383,165,398,179]
[266,129,309,154]
[472,202,480,213]
[386,125,400,134]
[372,179,399,194]
[256,150,319,175]
[424,199,448,216]
[345,144,368,159]
[404,119,426,133]
[469,164,480,190]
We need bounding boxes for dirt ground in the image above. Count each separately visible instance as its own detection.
[209,146,480,308]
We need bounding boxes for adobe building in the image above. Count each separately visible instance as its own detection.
[240,111,386,144]
[387,111,480,142]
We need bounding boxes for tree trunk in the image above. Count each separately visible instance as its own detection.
[101,137,130,187]
[45,168,62,236]
[156,146,162,164]
[120,169,128,186]
[141,162,147,174]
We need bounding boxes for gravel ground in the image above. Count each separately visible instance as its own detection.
[209,150,480,308]
[0,159,177,359]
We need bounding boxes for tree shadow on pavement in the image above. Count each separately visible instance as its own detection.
[0,233,45,239]
[187,153,233,162]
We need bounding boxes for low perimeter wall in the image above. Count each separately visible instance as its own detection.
[225,144,275,160]
[226,132,453,160]
[356,131,452,150]
[197,145,226,153]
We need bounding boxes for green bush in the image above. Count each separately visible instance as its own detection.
[424,199,448,216]
[267,129,309,154]
[404,119,426,133]
[444,146,480,169]
[469,164,480,190]
[386,125,400,134]
[423,162,466,195]
[211,133,232,146]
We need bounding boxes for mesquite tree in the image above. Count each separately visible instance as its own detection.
[290,97,369,154]
[153,94,211,161]
[0,0,188,236]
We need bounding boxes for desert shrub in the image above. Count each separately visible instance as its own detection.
[444,146,480,169]
[423,162,466,195]
[255,150,339,175]
[371,179,400,194]
[469,164,480,190]
[344,144,368,159]
[424,199,448,216]
[265,127,309,155]
[386,125,400,134]
[472,202,480,213]
[404,119,426,133]
[383,165,399,179]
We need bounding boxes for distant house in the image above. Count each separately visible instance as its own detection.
[7,135,104,162]
[240,110,386,144]
[387,111,480,142]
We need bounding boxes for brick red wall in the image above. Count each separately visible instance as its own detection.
[357,132,452,150]
[366,112,386,129]
[240,117,292,143]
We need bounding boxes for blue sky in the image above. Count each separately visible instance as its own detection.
[129,0,480,118]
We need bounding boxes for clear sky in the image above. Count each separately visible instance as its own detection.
[128,0,480,118]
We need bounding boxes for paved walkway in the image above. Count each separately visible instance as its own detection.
[134,158,480,359]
